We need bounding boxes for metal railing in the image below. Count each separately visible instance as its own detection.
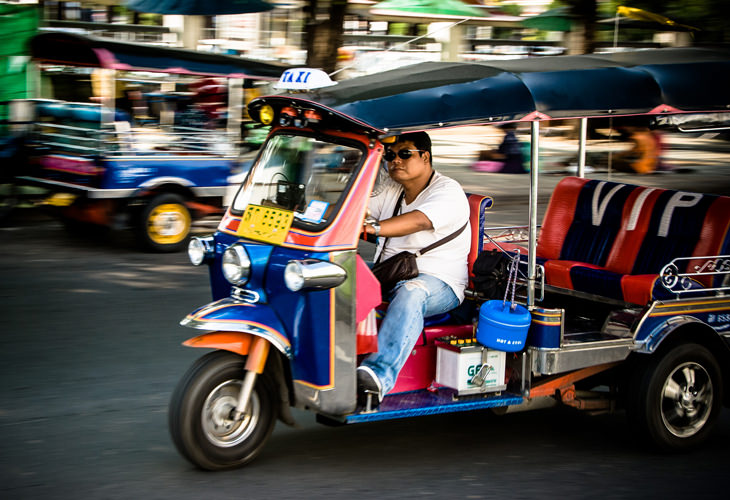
[660,255,730,297]
[30,122,237,157]
[477,226,545,303]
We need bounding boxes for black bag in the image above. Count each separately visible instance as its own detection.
[372,250,419,294]
[471,249,509,299]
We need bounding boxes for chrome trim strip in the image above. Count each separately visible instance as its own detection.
[529,339,634,375]
[180,317,292,358]
[192,186,228,197]
[16,176,135,198]
[139,176,194,188]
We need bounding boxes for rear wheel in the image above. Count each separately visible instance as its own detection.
[169,351,277,470]
[627,343,722,451]
[137,193,191,252]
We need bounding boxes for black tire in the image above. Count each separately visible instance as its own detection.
[137,193,191,252]
[627,343,723,451]
[169,350,277,470]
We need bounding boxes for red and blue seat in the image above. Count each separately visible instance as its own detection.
[537,177,730,304]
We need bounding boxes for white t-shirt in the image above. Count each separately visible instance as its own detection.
[369,171,471,302]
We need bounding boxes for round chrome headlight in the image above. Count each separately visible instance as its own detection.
[222,244,251,285]
[284,261,306,292]
[188,237,213,266]
[284,259,347,292]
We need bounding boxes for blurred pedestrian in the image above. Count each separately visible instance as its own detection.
[471,123,525,173]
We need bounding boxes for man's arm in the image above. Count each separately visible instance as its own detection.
[364,210,432,237]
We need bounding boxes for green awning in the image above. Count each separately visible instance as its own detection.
[521,7,575,32]
[371,0,485,19]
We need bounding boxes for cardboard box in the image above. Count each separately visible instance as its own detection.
[435,338,506,395]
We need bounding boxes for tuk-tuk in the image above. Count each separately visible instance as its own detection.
[11,32,287,251]
[169,48,730,469]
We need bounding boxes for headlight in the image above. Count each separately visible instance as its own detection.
[284,259,347,292]
[222,244,251,285]
[188,236,214,266]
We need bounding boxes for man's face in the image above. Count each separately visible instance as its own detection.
[386,140,430,184]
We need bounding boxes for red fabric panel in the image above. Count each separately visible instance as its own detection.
[621,274,658,305]
[355,255,381,322]
[605,186,663,274]
[536,177,588,260]
[688,196,730,286]
[544,260,604,289]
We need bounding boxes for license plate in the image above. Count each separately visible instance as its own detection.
[237,205,294,245]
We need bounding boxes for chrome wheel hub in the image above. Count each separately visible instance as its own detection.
[661,362,713,438]
[202,379,260,448]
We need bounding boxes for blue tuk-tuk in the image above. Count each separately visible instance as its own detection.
[11,31,287,251]
[168,48,730,469]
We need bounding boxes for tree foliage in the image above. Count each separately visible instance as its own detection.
[604,0,730,43]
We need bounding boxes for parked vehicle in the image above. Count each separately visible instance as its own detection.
[13,32,286,251]
[168,48,730,469]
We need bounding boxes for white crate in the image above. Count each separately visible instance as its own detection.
[436,343,506,395]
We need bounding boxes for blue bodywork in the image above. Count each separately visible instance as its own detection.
[102,158,233,191]
[203,230,339,388]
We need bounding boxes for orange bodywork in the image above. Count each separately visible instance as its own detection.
[183,331,254,356]
[529,362,620,399]
[183,331,271,373]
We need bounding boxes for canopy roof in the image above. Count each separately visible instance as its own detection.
[29,31,287,79]
[125,0,274,16]
[271,48,730,132]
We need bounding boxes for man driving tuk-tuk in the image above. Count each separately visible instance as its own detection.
[168,49,730,470]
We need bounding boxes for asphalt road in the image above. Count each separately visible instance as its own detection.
[2,133,730,499]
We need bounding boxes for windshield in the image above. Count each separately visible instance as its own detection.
[232,133,365,227]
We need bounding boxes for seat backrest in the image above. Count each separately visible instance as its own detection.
[539,177,730,288]
[603,185,665,274]
[631,190,729,277]
[466,193,493,287]
[537,177,634,266]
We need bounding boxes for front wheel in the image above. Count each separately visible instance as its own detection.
[169,350,277,470]
[627,343,723,451]
[137,193,191,252]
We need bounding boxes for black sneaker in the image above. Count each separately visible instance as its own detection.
[357,366,383,410]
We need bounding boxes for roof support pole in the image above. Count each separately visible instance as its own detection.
[527,120,540,308]
[96,68,116,127]
[227,77,243,147]
[578,117,587,178]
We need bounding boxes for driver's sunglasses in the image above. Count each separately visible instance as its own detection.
[384,149,423,162]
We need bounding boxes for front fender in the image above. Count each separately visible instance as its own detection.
[181,297,291,357]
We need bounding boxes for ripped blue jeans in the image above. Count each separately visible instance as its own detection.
[360,273,460,394]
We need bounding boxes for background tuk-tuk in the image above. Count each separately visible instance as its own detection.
[8,31,287,251]
[168,48,730,470]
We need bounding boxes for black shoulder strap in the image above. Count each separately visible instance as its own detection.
[376,170,441,263]
[416,221,468,257]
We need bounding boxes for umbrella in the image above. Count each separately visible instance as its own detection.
[520,7,575,32]
[370,0,485,20]
[124,0,274,15]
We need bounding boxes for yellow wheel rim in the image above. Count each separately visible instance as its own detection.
[147,203,191,245]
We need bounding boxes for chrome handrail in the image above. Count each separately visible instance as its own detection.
[659,255,730,297]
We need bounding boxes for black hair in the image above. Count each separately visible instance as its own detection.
[396,131,432,164]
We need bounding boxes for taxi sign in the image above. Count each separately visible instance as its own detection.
[274,68,337,92]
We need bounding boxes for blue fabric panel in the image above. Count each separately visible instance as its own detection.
[632,191,717,275]
[559,180,634,266]
[653,277,708,301]
[569,266,624,300]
